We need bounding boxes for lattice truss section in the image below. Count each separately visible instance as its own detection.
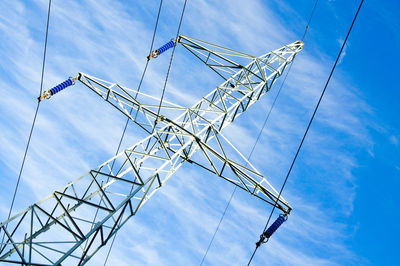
[0,37,303,265]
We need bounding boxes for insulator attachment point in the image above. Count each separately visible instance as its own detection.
[147,39,177,60]
[38,76,78,102]
[255,213,288,248]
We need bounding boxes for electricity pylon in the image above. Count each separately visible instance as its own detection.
[0,36,303,265]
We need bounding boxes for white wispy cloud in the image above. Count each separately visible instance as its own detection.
[0,0,375,265]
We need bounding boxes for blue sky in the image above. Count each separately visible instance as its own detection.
[0,0,399,265]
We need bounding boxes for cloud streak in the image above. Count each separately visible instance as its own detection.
[0,0,375,265]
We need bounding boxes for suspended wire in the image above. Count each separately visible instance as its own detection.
[200,186,236,265]
[143,0,187,164]
[247,0,364,265]
[110,0,164,171]
[0,0,52,251]
[199,1,319,264]
[104,1,188,263]
[154,0,188,120]
[102,0,187,264]
[97,1,165,265]
[301,0,319,41]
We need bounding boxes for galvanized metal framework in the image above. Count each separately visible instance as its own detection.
[0,36,303,265]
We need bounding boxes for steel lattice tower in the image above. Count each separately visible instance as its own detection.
[0,36,303,265]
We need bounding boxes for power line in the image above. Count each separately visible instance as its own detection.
[110,0,164,171]
[200,186,236,265]
[154,0,188,119]
[143,0,187,160]
[247,0,364,265]
[199,1,319,264]
[101,1,165,265]
[103,0,188,264]
[0,0,52,252]
[302,0,319,41]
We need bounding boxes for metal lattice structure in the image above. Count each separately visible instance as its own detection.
[0,36,303,265]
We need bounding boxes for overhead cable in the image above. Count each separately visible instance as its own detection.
[247,1,364,265]
[200,1,320,264]
[1,0,52,251]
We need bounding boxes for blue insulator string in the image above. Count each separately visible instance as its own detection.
[254,214,286,248]
[263,215,286,239]
[38,77,77,101]
[49,78,74,96]
[147,39,176,60]
[158,40,175,54]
